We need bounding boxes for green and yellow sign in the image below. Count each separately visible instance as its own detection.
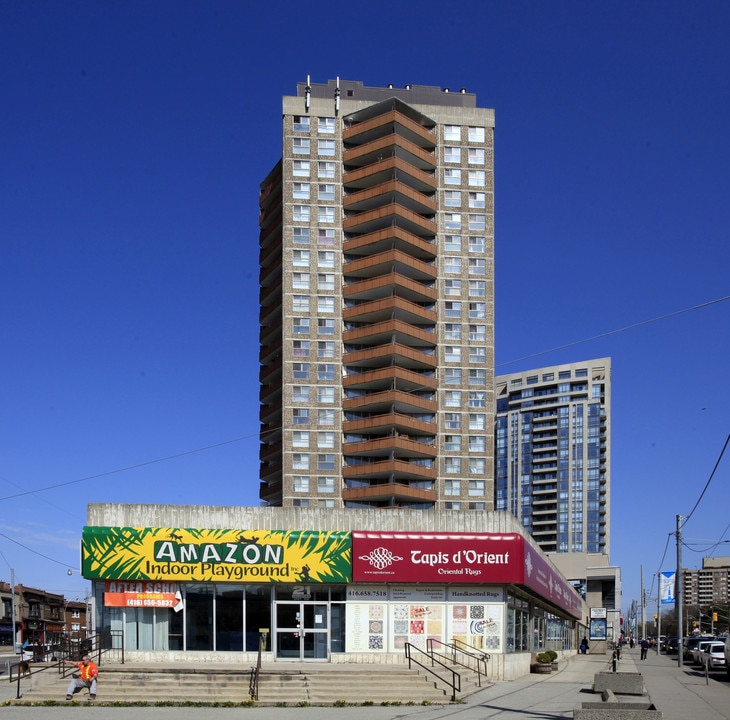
[82,527,351,583]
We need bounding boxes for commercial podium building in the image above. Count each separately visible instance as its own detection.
[84,504,586,679]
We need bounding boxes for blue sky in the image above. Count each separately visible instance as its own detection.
[1,0,728,617]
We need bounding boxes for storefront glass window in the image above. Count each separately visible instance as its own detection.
[506,593,530,653]
[125,608,154,650]
[168,607,183,650]
[185,584,214,651]
[216,585,243,651]
[532,611,544,651]
[245,585,273,651]
[330,602,345,653]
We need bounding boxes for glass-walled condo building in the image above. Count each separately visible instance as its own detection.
[494,359,618,635]
[494,359,611,556]
[259,80,495,510]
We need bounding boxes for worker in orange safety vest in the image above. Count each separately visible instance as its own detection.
[65,654,99,701]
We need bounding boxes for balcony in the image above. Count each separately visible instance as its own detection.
[344,180,436,216]
[343,202,436,238]
[344,248,436,283]
[343,156,436,194]
[344,225,436,261]
[342,481,437,505]
[343,435,436,459]
[343,318,436,349]
[343,411,435,437]
[343,296,436,326]
[343,108,436,149]
[343,366,437,393]
[343,134,436,172]
[343,272,437,304]
[343,388,435,415]
[343,342,437,371]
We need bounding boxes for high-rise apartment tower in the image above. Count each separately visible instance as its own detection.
[259,80,495,509]
[495,359,611,556]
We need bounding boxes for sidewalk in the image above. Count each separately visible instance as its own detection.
[2,647,728,719]
[621,645,729,720]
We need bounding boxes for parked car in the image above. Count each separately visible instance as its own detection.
[663,637,679,654]
[683,635,715,660]
[691,638,715,665]
[683,636,703,660]
[699,642,726,672]
[725,636,730,680]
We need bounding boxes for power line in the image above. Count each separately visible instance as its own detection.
[0,433,258,502]
[3,295,727,506]
[681,432,730,527]
[0,530,76,570]
[496,295,730,368]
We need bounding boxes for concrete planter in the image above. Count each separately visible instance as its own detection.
[575,702,661,719]
[593,672,644,695]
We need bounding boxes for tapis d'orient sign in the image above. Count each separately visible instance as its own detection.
[352,532,582,619]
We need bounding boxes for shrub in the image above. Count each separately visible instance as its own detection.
[536,652,552,664]
[545,650,558,662]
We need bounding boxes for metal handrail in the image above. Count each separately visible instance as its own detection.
[427,637,489,686]
[10,657,60,700]
[9,631,124,700]
[404,641,460,701]
[249,633,264,700]
[59,630,125,677]
[450,637,491,675]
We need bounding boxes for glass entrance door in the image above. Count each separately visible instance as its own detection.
[275,602,329,660]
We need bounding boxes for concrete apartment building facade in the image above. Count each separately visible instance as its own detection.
[682,556,730,608]
[258,79,495,510]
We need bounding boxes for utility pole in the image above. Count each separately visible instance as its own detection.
[640,565,645,640]
[11,568,17,654]
[676,514,683,669]
[656,572,661,654]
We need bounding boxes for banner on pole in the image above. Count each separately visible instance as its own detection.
[659,571,676,604]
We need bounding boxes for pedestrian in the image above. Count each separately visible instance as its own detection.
[629,637,635,649]
[640,638,649,660]
[65,654,99,701]
[580,636,588,654]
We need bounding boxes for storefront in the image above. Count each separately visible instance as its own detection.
[82,507,586,679]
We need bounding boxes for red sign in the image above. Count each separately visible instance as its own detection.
[521,544,583,618]
[353,532,524,584]
[103,581,179,609]
[104,592,178,608]
[352,532,582,619]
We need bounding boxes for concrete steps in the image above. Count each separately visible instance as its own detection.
[258,668,448,704]
[11,664,462,705]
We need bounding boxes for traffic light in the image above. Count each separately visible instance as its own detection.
[713,612,718,622]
